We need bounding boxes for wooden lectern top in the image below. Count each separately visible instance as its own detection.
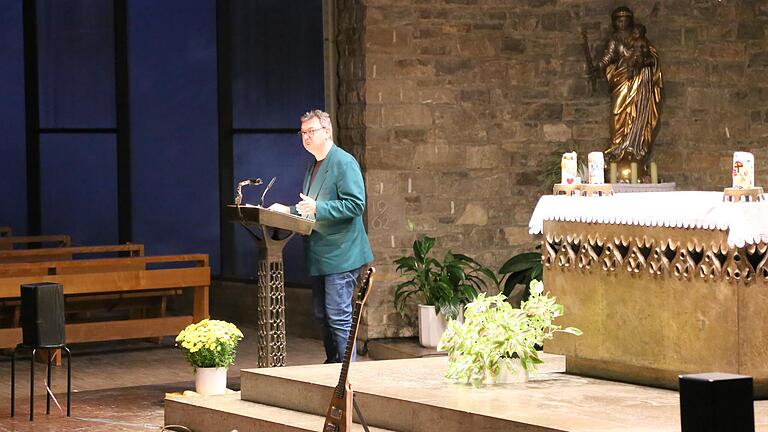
[226,204,314,235]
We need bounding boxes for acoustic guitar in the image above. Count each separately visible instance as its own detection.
[322,267,375,432]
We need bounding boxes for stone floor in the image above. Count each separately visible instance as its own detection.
[0,326,333,431]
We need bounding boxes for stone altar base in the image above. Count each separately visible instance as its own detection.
[165,356,768,431]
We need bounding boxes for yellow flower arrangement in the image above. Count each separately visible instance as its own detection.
[175,319,244,369]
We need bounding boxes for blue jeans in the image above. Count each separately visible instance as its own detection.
[312,269,360,363]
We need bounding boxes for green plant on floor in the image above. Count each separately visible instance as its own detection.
[175,319,244,369]
[437,280,582,387]
[498,247,543,304]
[393,236,498,320]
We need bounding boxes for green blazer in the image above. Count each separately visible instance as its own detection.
[296,144,373,276]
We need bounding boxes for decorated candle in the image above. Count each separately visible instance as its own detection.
[560,152,578,185]
[732,152,754,189]
[588,152,605,184]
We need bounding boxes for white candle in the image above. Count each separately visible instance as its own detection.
[732,152,754,189]
[588,152,605,184]
[630,162,638,183]
[561,152,578,185]
[650,162,658,184]
[609,162,617,184]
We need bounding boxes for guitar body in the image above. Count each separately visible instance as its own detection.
[321,267,375,432]
[322,382,352,432]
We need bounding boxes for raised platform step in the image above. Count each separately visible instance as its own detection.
[240,355,587,432]
[165,391,395,432]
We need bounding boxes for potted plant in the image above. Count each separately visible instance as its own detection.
[437,280,581,386]
[393,236,497,348]
[176,319,244,395]
[498,247,543,305]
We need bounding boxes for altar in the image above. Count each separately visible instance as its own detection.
[529,191,768,396]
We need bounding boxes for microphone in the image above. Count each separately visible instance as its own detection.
[234,177,263,205]
[259,177,277,207]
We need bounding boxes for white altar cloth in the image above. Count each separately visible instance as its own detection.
[528,191,768,247]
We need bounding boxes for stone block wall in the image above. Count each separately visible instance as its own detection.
[335,0,768,340]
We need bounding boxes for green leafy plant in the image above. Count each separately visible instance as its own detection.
[498,248,543,303]
[393,236,498,320]
[175,319,244,369]
[437,280,582,387]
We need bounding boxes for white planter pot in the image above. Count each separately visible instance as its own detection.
[490,358,529,384]
[195,367,228,395]
[418,304,463,348]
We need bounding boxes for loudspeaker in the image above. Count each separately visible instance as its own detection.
[679,372,754,432]
[20,282,66,347]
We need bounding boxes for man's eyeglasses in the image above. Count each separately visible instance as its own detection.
[298,128,325,139]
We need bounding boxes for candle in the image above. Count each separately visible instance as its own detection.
[609,162,617,184]
[630,162,638,183]
[732,152,754,189]
[588,152,605,184]
[650,162,658,184]
[561,152,578,185]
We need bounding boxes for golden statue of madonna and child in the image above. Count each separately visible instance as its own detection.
[592,6,663,182]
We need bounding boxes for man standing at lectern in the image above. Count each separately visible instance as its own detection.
[271,109,373,363]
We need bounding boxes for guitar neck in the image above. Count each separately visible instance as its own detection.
[334,301,363,396]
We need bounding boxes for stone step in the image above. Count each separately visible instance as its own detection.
[165,391,395,432]
[241,355,568,432]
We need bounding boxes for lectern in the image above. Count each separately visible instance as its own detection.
[226,204,314,367]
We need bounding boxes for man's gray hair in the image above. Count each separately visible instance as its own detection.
[301,109,333,134]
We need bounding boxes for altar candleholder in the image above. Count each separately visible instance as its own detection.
[650,162,658,184]
[723,186,764,202]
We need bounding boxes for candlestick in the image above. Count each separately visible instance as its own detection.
[609,162,617,184]
[650,162,658,184]
[630,162,638,183]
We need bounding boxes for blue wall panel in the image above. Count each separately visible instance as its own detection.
[231,133,312,281]
[37,0,115,128]
[0,0,27,234]
[128,0,220,271]
[39,134,117,245]
[231,0,325,129]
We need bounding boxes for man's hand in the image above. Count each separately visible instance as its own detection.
[296,193,316,216]
[268,203,291,214]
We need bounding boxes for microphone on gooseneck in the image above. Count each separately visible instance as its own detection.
[259,177,277,207]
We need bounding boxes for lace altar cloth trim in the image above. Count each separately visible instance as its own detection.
[528,191,768,247]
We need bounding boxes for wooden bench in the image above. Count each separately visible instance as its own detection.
[0,244,149,330]
[0,234,71,250]
[0,243,144,264]
[0,227,11,237]
[0,254,210,348]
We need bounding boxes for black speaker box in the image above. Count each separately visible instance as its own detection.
[20,282,66,347]
[679,372,754,432]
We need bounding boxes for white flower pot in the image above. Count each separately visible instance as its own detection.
[195,367,228,395]
[418,304,463,348]
[490,358,529,384]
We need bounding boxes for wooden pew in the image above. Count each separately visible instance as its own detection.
[0,243,144,264]
[0,227,11,237]
[0,244,149,333]
[0,254,210,348]
[0,234,71,250]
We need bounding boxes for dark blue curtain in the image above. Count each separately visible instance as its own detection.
[128,0,220,270]
[40,134,118,245]
[0,0,27,234]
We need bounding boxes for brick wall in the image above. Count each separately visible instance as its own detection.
[335,0,768,340]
